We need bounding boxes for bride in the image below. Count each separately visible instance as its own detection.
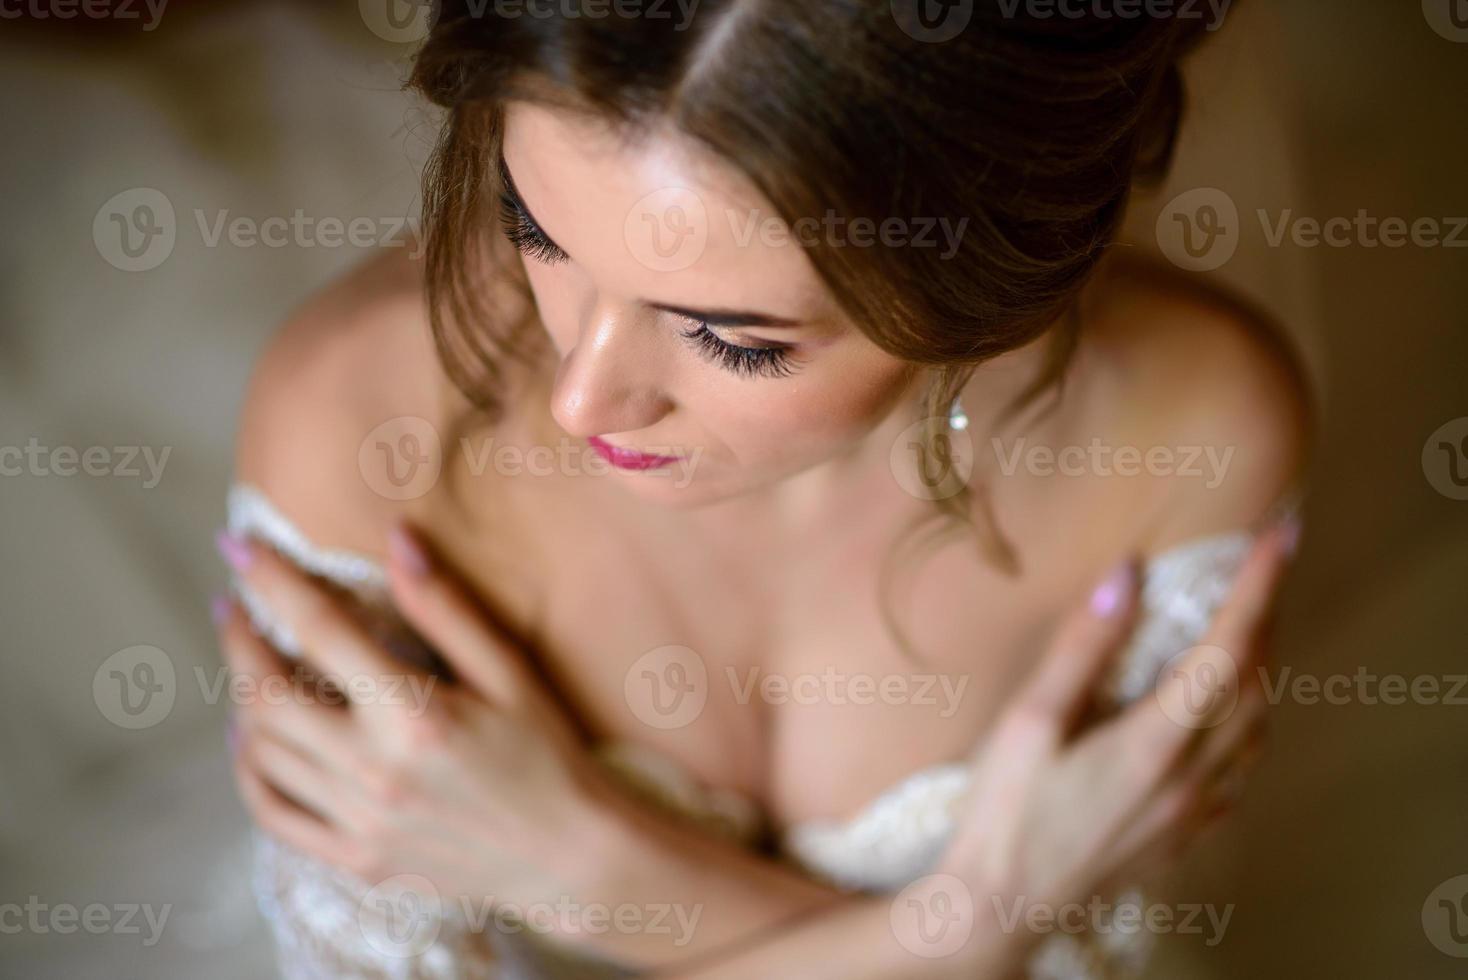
[213,2,1311,977]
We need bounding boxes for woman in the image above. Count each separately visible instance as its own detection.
[215,2,1311,976]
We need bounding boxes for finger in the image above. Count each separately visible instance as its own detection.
[385,522,538,707]
[1010,559,1141,740]
[1175,681,1268,785]
[233,746,360,869]
[1202,516,1300,661]
[1108,632,1249,801]
[218,530,430,710]
[1109,696,1268,864]
[217,597,358,759]
[243,729,351,826]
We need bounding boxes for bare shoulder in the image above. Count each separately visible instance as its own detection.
[232,248,449,556]
[1078,250,1316,548]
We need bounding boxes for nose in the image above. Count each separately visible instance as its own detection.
[549,302,675,439]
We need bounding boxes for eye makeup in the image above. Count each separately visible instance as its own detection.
[496,154,801,379]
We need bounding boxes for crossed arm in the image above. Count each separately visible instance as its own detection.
[217,514,1296,977]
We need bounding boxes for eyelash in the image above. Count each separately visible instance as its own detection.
[678,322,797,379]
[499,190,796,379]
[499,193,568,266]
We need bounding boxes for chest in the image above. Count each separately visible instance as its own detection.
[454,497,1083,831]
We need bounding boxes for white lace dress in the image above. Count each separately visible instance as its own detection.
[226,483,1268,980]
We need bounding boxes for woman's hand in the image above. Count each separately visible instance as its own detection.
[215,523,613,912]
[938,516,1298,923]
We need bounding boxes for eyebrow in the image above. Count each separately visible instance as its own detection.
[645,302,802,329]
[498,153,803,330]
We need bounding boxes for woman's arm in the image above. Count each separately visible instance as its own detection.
[222,508,1295,973]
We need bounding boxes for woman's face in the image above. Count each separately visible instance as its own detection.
[500,102,921,508]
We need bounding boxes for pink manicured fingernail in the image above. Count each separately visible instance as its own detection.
[210,594,232,625]
[1089,561,1136,618]
[215,529,254,571]
[389,524,431,578]
[1277,512,1303,558]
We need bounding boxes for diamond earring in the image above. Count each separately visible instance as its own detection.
[948,395,969,432]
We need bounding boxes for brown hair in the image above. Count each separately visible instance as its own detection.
[407,0,1217,657]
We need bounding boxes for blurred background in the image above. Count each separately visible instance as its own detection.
[0,2,1463,977]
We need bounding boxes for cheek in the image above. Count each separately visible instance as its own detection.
[711,348,914,462]
[520,261,580,352]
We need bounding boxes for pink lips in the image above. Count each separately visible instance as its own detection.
[587,435,681,471]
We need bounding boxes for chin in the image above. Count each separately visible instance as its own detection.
[611,471,727,509]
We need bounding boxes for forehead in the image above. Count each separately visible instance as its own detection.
[501,101,833,320]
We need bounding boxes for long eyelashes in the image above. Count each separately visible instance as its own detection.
[499,190,797,380]
[498,193,568,266]
[678,322,796,379]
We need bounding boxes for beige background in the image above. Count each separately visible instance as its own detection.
[1,3,1464,977]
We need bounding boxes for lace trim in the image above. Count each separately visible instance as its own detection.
[227,482,1277,979]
